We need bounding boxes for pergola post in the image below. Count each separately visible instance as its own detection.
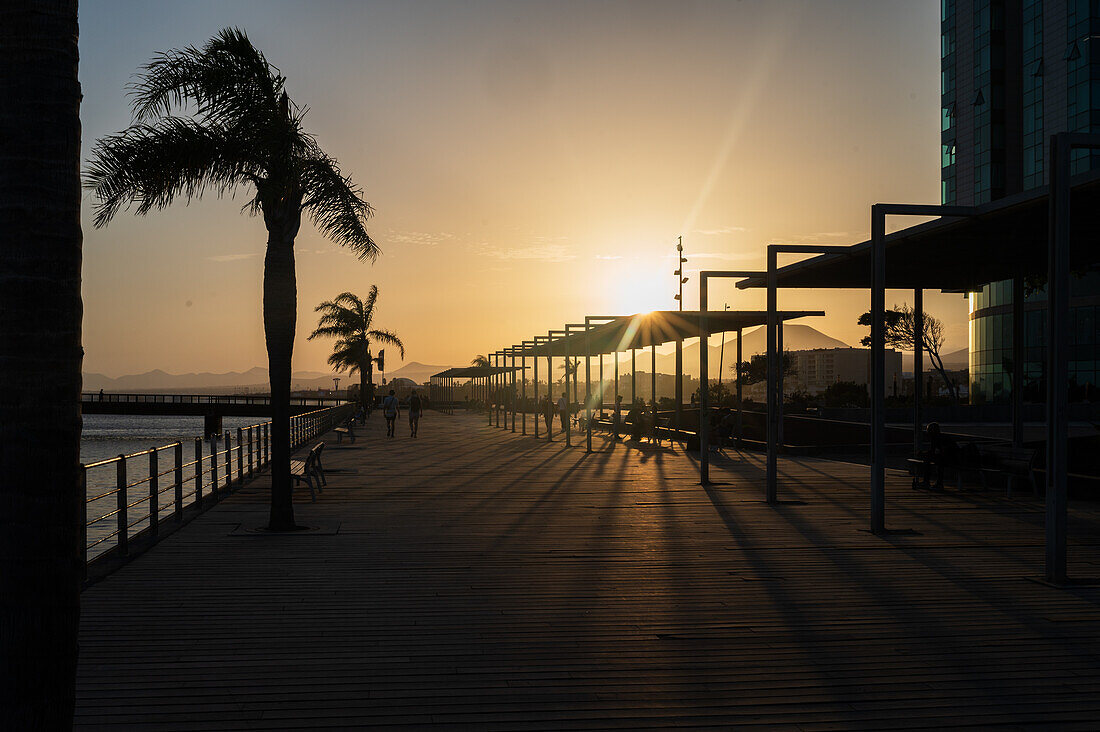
[867,204,973,534]
[914,288,924,455]
[736,328,743,446]
[871,206,887,534]
[650,343,656,414]
[1043,133,1100,582]
[675,338,683,429]
[1012,274,1024,449]
[777,320,784,450]
[765,246,849,504]
[766,248,779,504]
[549,329,565,442]
[631,348,636,405]
[699,276,711,483]
[533,338,540,438]
[614,351,619,405]
[599,352,604,415]
[510,348,516,433]
[697,270,766,483]
[585,329,593,453]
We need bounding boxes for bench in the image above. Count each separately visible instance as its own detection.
[907,440,981,491]
[334,421,356,444]
[290,443,326,502]
[976,443,1039,497]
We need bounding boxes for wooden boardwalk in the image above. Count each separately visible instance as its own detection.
[76,412,1100,730]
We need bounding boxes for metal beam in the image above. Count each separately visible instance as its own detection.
[698,271,765,485]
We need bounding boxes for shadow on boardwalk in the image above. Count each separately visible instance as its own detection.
[76,412,1100,730]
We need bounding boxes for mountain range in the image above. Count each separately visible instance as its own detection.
[83,361,451,393]
[84,325,963,391]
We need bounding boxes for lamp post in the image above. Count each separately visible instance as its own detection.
[333,377,340,402]
[673,236,688,427]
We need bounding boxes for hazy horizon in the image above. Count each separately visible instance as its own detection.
[80,0,965,377]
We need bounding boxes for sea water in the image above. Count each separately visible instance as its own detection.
[82,414,267,559]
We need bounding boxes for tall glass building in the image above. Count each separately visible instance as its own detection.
[941,0,1100,404]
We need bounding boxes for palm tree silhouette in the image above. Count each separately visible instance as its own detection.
[559,357,580,404]
[84,28,379,531]
[1,1,82,723]
[470,355,491,368]
[309,287,404,405]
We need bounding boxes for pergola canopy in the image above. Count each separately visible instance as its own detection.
[515,310,824,358]
[430,366,519,379]
[735,170,1100,292]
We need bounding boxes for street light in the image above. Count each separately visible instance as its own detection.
[333,377,340,401]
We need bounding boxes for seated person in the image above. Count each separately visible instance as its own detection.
[627,402,642,442]
[918,422,958,490]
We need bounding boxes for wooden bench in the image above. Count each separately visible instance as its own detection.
[907,441,981,491]
[976,443,1039,497]
[333,421,356,444]
[290,444,326,502]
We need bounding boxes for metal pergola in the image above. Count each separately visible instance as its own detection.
[733,135,1100,582]
[482,309,824,452]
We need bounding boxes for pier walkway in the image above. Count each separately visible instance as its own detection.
[76,413,1100,729]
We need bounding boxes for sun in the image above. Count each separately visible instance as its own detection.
[604,258,675,315]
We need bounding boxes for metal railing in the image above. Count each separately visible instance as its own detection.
[81,403,355,570]
[82,392,345,406]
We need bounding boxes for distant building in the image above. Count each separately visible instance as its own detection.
[941,0,1100,404]
[744,348,903,400]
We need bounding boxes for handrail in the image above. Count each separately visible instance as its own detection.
[81,391,345,406]
[82,403,355,576]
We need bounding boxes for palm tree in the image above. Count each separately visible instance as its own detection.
[559,357,580,403]
[470,354,491,367]
[0,1,83,725]
[309,287,404,405]
[84,28,379,531]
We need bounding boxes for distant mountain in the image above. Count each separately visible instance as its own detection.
[384,361,454,385]
[83,361,458,392]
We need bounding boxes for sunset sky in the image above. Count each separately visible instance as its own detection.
[79,0,962,377]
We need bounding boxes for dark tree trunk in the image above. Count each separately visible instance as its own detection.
[363,347,374,406]
[0,1,83,726]
[263,208,301,531]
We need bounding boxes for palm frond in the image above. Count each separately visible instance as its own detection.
[299,156,377,260]
[84,118,258,228]
[129,27,282,127]
[368,328,405,360]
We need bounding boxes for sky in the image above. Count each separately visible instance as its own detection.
[78,0,965,377]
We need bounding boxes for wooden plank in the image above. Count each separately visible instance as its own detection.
[75,413,1100,729]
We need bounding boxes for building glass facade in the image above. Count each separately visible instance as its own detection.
[946,0,1100,405]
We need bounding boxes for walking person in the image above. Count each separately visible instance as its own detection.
[382,388,399,438]
[542,395,554,438]
[557,392,569,436]
[612,394,623,441]
[408,389,423,438]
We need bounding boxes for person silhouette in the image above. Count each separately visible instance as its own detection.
[408,389,422,437]
[557,392,568,436]
[382,389,399,438]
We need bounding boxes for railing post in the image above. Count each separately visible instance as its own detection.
[210,433,219,500]
[237,427,244,484]
[223,431,231,492]
[174,442,183,521]
[116,455,128,556]
[247,426,254,479]
[195,437,203,507]
[263,423,269,466]
[79,465,88,580]
[148,448,159,538]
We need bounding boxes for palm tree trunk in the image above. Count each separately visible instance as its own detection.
[364,348,374,406]
[263,216,300,531]
[0,1,83,726]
